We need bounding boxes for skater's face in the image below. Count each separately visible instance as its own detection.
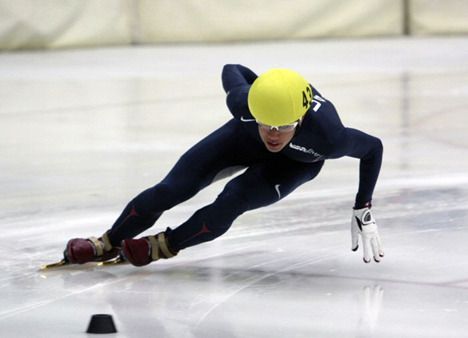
[257,120,298,152]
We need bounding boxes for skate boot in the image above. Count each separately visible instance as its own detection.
[65,231,120,264]
[121,230,178,267]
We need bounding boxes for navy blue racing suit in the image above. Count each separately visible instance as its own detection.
[107,64,383,251]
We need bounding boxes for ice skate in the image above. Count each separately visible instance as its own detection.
[121,231,177,267]
[64,231,120,264]
[40,231,120,270]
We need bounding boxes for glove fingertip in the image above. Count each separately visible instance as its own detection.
[363,257,371,264]
[373,256,381,263]
[352,245,359,252]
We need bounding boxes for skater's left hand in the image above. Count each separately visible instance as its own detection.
[351,207,384,263]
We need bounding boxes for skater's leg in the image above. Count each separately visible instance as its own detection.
[121,159,324,266]
[169,159,325,251]
[107,120,249,246]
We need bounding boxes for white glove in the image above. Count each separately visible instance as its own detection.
[351,207,384,263]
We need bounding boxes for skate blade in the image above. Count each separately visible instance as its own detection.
[98,256,127,266]
[40,259,69,270]
[39,257,127,270]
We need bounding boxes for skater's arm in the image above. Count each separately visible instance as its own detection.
[333,128,384,264]
[222,64,258,93]
[221,64,258,120]
[333,128,383,207]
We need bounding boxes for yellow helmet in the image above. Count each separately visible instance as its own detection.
[248,68,312,126]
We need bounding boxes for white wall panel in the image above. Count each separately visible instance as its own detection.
[138,0,403,43]
[0,1,132,50]
[410,0,468,35]
[1,1,467,50]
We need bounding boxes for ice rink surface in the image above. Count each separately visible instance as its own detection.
[1,37,468,337]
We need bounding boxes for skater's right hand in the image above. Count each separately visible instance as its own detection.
[351,207,384,263]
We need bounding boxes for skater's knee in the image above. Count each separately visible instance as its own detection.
[207,188,247,235]
[217,180,251,209]
[201,205,236,237]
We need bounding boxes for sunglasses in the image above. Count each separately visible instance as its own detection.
[257,120,299,133]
